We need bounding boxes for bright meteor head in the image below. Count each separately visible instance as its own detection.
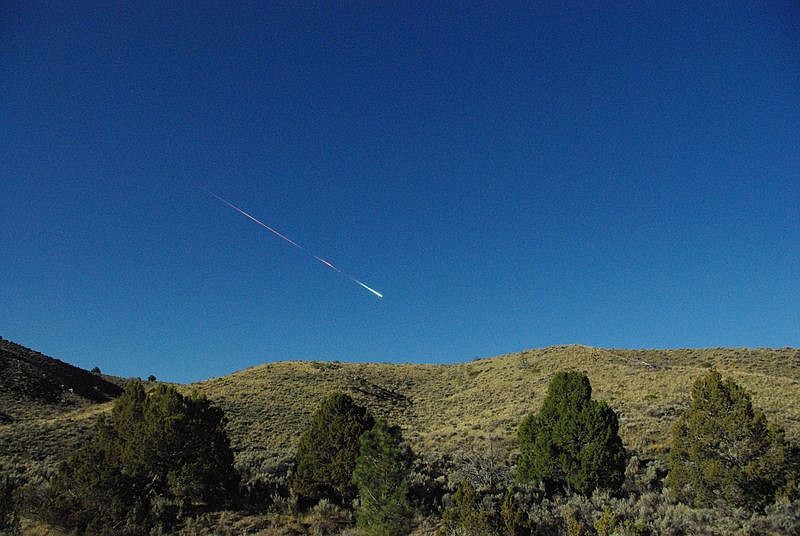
[355,280,384,299]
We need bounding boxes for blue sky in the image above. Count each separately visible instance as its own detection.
[2,2,799,382]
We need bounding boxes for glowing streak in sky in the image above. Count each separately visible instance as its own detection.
[199,186,383,299]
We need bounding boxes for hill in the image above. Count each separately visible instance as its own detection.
[191,345,800,473]
[2,341,799,484]
[0,337,123,475]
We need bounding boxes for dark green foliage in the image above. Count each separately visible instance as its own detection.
[291,392,375,506]
[517,371,626,496]
[44,381,239,533]
[438,481,497,535]
[147,374,156,382]
[667,370,800,511]
[351,419,413,536]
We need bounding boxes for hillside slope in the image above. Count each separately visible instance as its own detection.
[0,337,123,472]
[192,345,800,470]
[2,342,798,481]
[0,337,122,410]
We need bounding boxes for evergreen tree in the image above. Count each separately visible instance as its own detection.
[351,419,413,536]
[291,392,375,505]
[45,381,239,533]
[517,371,625,496]
[667,370,800,511]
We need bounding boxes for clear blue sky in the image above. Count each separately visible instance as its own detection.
[2,2,798,382]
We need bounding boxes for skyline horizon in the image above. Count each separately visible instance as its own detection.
[3,332,798,385]
[3,2,799,383]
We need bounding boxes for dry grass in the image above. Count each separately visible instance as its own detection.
[3,345,799,479]
[187,345,800,469]
[3,344,800,535]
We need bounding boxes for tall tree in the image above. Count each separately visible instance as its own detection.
[517,371,626,496]
[352,419,413,536]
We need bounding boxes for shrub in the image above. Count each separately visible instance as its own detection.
[500,487,531,536]
[407,455,448,516]
[43,381,239,533]
[291,393,375,506]
[517,371,626,496]
[351,419,413,536]
[90,366,101,374]
[438,481,498,535]
[148,374,157,382]
[667,370,800,511]
[450,440,511,492]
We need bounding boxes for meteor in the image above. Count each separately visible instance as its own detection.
[198,186,383,299]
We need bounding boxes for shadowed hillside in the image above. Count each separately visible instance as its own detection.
[0,337,123,470]
[0,337,122,406]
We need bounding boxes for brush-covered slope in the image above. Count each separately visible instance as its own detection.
[192,345,800,470]
[2,342,798,481]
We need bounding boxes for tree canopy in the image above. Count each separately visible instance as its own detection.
[517,371,626,496]
[667,370,800,510]
[46,381,238,533]
[291,392,375,506]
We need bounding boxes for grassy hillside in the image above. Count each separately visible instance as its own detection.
[191,345,800,472]
[2,342,799,481]
[3,342,800,534]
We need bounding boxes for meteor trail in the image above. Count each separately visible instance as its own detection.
[198,186,383,299]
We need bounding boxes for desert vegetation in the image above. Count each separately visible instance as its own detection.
[2,342,800,534]
[25,381,239,534]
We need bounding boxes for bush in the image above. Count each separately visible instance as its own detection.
[449,440,511,492]
[351,419,413,536]
[517,371,626,496]
[43,381,239,533]
[667,370,800,511]
[291,393,375,506]
[438,481,498,535]
[500,487,532,536]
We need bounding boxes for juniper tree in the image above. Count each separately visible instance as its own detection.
[667,370,800,511]
[517,371,626,496]
[45,381,239,533]
[291,392,375,505]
